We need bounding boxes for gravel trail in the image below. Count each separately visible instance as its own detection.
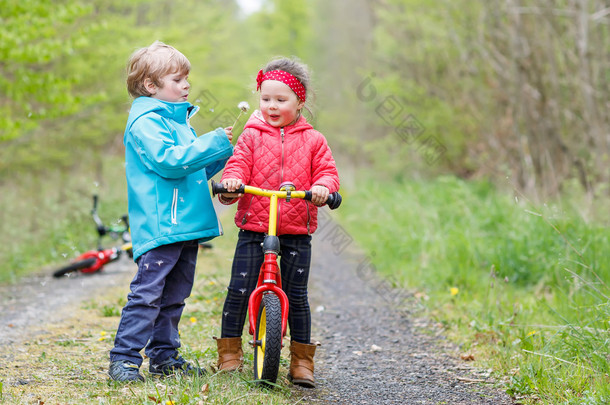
[0,258,136,346]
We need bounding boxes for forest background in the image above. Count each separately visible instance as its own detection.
[1,0,609,404]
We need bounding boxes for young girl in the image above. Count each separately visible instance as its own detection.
[214,57,340,388]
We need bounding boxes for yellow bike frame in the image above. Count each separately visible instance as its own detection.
[239,185,307,236]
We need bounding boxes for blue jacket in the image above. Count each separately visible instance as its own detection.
[123,97,234,260]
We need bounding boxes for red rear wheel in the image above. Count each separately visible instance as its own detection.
[52,258,97,278]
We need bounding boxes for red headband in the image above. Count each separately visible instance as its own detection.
[256,69,306,102]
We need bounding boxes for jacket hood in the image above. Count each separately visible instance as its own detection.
[243,109,313,135]
[125,97,199,137]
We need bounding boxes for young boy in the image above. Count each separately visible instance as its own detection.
[108,41,234,382]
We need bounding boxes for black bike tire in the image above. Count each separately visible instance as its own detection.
[52,257,97,278]
[253,293,283,385]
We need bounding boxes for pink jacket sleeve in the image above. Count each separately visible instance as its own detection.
[311,131,340,193]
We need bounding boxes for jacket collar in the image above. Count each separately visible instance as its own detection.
[127,97,196,129]
[243,109,313,135]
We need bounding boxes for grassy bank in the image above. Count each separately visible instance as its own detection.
[337,174,609,404]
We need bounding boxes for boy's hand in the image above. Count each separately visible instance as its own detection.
[224,126,233,141]
[221,178,243,198]
[310,185,329,206]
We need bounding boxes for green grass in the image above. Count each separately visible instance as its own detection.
[336,174,609,404]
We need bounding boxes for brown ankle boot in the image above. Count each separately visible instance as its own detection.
[288,341,317,388]
[214,336,243,372]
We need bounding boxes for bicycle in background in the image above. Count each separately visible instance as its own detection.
[52,195,132,278]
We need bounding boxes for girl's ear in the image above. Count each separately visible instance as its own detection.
[144,78,157,95]
[297,99,305,110]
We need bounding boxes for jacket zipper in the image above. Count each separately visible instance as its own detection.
[277,127,285,234]
[171,188,178,225]
[280,128,285,182]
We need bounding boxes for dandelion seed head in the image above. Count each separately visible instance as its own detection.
[238,101,250,112]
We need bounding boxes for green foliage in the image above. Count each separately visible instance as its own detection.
[250,0,313,57]
[1,1,101,141]
[101,304,121,317]
[340,175,607,289]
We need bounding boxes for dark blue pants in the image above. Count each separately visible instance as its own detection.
[110,240,198,366]
[221,230,312,343]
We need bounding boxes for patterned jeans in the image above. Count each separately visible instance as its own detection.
[221,230,313,343]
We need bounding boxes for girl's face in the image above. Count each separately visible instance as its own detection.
[147,71,190,103]
[259,80,305,128]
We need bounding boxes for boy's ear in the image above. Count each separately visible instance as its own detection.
[144,78,157,95]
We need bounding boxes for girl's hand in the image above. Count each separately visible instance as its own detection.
[221,178,243,198]
[310,185,329,206]
[224,126,233,141]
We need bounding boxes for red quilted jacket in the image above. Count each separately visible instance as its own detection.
[220,110,340,235]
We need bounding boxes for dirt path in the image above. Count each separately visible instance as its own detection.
[0,259,136,347]
[0,213,515,404]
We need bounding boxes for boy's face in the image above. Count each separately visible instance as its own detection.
[146,71,190,103]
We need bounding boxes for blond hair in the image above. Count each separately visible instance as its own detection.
[126,41,191,98]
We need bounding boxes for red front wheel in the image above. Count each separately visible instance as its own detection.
[52,258,97,278]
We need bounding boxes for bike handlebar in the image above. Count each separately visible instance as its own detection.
[91,195,130,238]
[91,194,107,236]
[211,180,342,210]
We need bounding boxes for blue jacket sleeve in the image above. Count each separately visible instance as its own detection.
[205,156,230,179]
[131,116,233,179]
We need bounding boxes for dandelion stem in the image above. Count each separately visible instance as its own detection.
[231,111,244,129]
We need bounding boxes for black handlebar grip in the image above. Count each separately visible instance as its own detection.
[326,192,342,210]
[92,194,99,211]
[303,190,342,210]
[210,180,223,196]
[122,215,130,229]
[210,180,245,196]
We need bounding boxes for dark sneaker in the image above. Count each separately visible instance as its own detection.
[108,360,145,382]
[149,353,205,377]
